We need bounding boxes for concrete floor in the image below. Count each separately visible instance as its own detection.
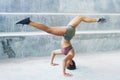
[0,51,120,80]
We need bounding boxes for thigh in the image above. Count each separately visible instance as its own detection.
[67,16,82,27]
[49,26,67,36]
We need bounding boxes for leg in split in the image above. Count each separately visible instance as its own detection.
[29,21,67,36]
[67,16,100,28]
[16,16,106,35]
[16,17,67,36]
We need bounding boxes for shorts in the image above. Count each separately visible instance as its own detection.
[63,25,75,41]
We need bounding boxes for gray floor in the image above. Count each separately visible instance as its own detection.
[0,51,120,80]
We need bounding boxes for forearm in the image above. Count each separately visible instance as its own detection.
[62,59,66,75]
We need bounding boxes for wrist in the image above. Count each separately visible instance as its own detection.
[50,62,53,64]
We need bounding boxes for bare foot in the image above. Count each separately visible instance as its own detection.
[51,63,59,66]
[64,73,73,77]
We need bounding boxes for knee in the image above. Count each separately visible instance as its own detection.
[46,29,52,33]
[77,16,85,20]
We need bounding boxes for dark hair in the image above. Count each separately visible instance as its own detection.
[67,60,76,70]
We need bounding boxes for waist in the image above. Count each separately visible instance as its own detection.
[61,38,71,47]
[62,45,73,55]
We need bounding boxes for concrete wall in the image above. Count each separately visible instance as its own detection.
[0,0,120,59]
[0,33,120,59]
[0,0,120,13]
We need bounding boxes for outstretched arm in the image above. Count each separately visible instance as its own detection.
[62,55,73,77]
[50,49,62,66]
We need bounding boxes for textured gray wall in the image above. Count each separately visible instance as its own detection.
[0,0,120,59]
[0,0,120,13]
[1,33,120,59]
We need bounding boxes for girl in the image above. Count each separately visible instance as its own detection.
[16,16,105,76]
